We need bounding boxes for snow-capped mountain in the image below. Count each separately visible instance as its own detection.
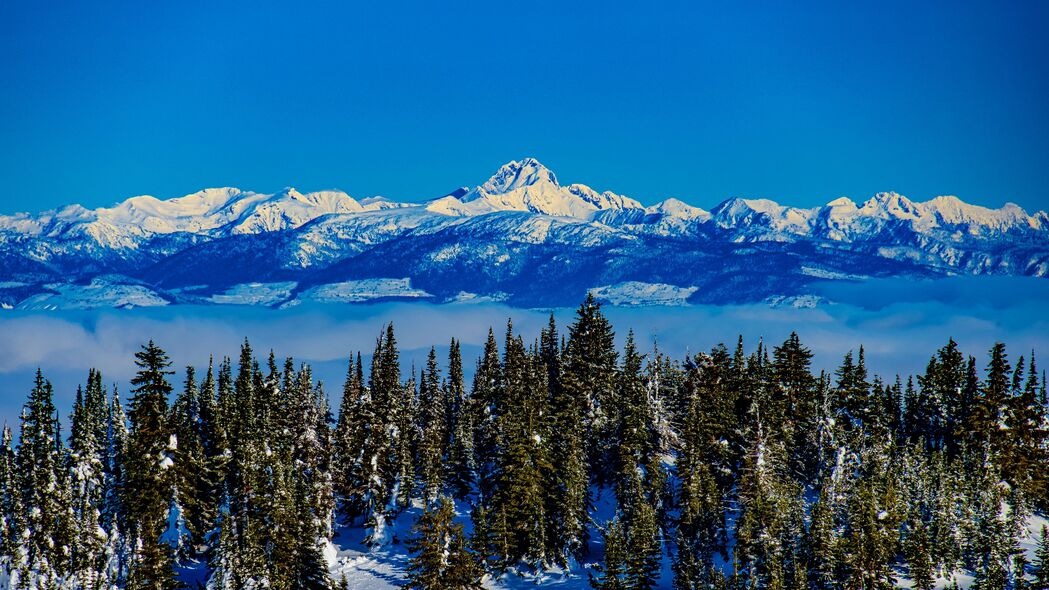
[426,158,643,218]
[1,158,1047,309]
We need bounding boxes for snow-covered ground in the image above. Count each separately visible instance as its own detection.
[326,510,1049,589]
[326,488,678,590]
[16,279,168,310]
[589,282,698,306]
[296,278,433,304]
[210,282,298,306]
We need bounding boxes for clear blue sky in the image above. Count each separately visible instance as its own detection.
[1,0,1047,213]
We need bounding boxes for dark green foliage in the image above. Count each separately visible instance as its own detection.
[124,341,179,590]
[16,369,70,586]
[481,323,554,566]
[406,497,483,590]
[591,519,628,590]
[446,338,475,500]
[3,300,1048,590]
[418,347,448,503]
[1033,525,1049,590]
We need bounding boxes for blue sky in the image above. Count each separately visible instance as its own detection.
[1,0,1047,213]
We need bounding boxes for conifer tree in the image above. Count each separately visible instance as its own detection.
[549,295,616,562]
[357,335,393,545]
[906,520,935,590]
[471,328,501,504]
[168,365,209,557]
[591,518,628,590]
[15,369,68,588]
[616,332,662,504]
[418,347,448,503]
[1033,525,1049,590]
[394,370,417,512]
[1004,352,1048,497]
[406,497,483,590]
[485,325,552,565]
[562,293,619,483]
[446,339,475,499]
[69,373,109,589]
[0,425,18,564]
[623,487,661,590]
[124,341,179,590]
[969,343,1010,457]
[805,485,838,590]
[772,332,819,482]
[334,352,372,524]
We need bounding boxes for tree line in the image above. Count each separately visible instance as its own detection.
[1,295,1048,590]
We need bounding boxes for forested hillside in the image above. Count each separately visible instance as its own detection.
[2,295,1047,589]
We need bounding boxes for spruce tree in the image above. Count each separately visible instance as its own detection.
[168,365,209,558]
[591,518,627,590]
[562,293,619,483]
[623,487,661,590]
[406,497,483,590]
[15,369,68,588]
[485,325,552,565]
[0,425,18,564]
[771,332,819,483]
[69,373,109,589]
[906,520,935,590]
[418,347,448,503]
[471,328,501,505]
[969,343,1010,456]
[446,338,475,500]
[124,341,179,590]
[1033,525,1049,590]
[334,352,371,524]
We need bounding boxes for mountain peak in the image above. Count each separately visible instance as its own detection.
[481,158,559,194]
[426,158,641,219]
[825,197,857,208]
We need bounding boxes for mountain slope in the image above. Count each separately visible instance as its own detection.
[1,159,1047,309]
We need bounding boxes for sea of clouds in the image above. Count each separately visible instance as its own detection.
[1,276,1047,426]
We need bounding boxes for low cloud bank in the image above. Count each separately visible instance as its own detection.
[1,276,1047,425]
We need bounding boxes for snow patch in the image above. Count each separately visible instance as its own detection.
[16,279,168,310]
[210,281,298,306]
[297,278,432,304]
[589,282,698,306]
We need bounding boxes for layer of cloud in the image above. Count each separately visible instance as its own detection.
[1,276,1047,426]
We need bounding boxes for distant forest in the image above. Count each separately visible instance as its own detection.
[2,294,1048,590]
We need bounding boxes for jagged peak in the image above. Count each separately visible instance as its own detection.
[481,158,559,194]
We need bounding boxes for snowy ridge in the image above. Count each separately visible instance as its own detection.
[1,159,1047,309]
[426,158,643,218]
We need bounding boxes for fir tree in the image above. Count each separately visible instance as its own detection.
[124,341,179,590]
[69,372,109,588]
[418,347,448,503]
[406,497,483,590]
[335,353,371,524]
[0,425,18,563]
[485,325,552,565]
[169,365,209,557]
[446,338,475,500]
[563,293,619,483]
[471,328,502,505]
[591,518,628,590]
[906,520,935,590]
[15,369,68,588]
[1033,525,1049,590]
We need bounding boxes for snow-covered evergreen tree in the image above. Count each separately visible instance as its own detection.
[406,497,483,590]
[124,341,179,590]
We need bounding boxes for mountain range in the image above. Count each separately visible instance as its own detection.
[1,158,1047,310]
